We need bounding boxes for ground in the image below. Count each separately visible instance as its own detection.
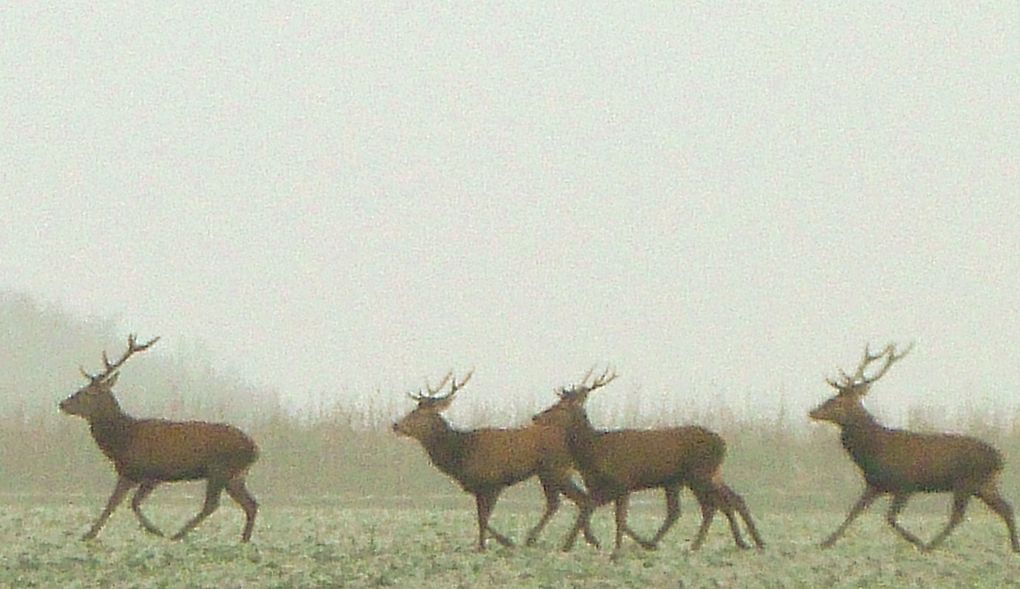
[2,496,1019,588]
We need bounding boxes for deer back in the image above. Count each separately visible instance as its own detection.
[579,426,726,491]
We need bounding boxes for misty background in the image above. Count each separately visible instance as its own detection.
[3,3,1018,435]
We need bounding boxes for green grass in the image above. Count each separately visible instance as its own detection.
[3,496,1020,588]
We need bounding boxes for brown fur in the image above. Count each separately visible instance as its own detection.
[60,338,258,542]
[392,378,598,551]
[811,343,1019,552]
[533,396,764,557]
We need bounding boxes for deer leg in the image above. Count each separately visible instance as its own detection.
[690,488,717,551]
[562,501,595,552]
[924,491,969,551]
[886,493,926,549]
[821,486,880,548]
[648,485,681,547]
[130,481,164,537]
[557,478,600,549]
[718,490,751,550]
[525,479,561,547]
[475,490,513,551]
[225,476,259,543]
[82,476,137,541]
[611,495,631,560]
[172,479,224,541]
[615,494,656,551]
[720,484,765,548]
[976,485,1020,553]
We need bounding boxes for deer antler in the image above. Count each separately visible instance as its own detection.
[560,366,618,399]
[859,341,914,386]
[827,342,914,391]
[81,334,160,382]
[408,369,474,403]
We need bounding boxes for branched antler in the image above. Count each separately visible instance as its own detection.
[826,342,914,391]
[559,366,618,399]
[80,334,161,382]
[408,369,473,403]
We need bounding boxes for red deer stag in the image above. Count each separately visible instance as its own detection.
[59,335,259,542]
[810,342,1019,552]
[392,370,598,551]
[532,368,764,558]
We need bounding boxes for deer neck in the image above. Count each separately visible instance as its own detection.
[419,419,466,475]
[836,406,886,462]
[563,410,600,470]
[87,406,137,462]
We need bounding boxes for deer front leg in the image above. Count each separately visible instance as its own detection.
[555,477,600,549]
[821,486,880,548]
[474,490,513,551]
[648,485,681,547]
[82,476,137,540]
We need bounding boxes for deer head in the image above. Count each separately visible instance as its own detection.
[392,370,473,440]
[809,342,913,425]
[532,366,618,429]
[59,334,160,419]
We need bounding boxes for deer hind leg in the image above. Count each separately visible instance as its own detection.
[647,485,681,548]
[719,484,765,548]
[172,478,225,541]
[821,486,880,548]
[886,493,926,549]
[922,490,971,551]
[130,481,164,537]
[82,476,137,541]
[474,489,513,551]
[525,478,561,547]
[689,487,717,551]
[976,482,1020,553]
[225,476,258,543]
[714,485,751,549]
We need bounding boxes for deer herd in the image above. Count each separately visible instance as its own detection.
[58,335,1019,558]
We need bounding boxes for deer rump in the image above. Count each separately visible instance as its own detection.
[570,426,726,499]
[94,419,259,482]
[845,428,1004,493]
[435,426,570,492]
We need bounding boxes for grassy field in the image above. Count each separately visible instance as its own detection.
[4,494,1020,588]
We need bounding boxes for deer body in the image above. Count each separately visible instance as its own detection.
[88,418,258,483]
[566,426,724,501]
[533,369,764,558]
[840,420,1003,494]
[811,342,1019,552]
[392,371,598,551]
[59,335,259,543]
[415,426,574,493]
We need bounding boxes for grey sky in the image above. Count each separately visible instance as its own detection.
[2,4,1018,425]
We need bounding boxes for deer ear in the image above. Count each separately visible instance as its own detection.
[105,372,120,387]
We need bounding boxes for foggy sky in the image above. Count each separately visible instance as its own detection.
[2,4,1018,425]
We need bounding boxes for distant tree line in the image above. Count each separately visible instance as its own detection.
[3,290,1020,512]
